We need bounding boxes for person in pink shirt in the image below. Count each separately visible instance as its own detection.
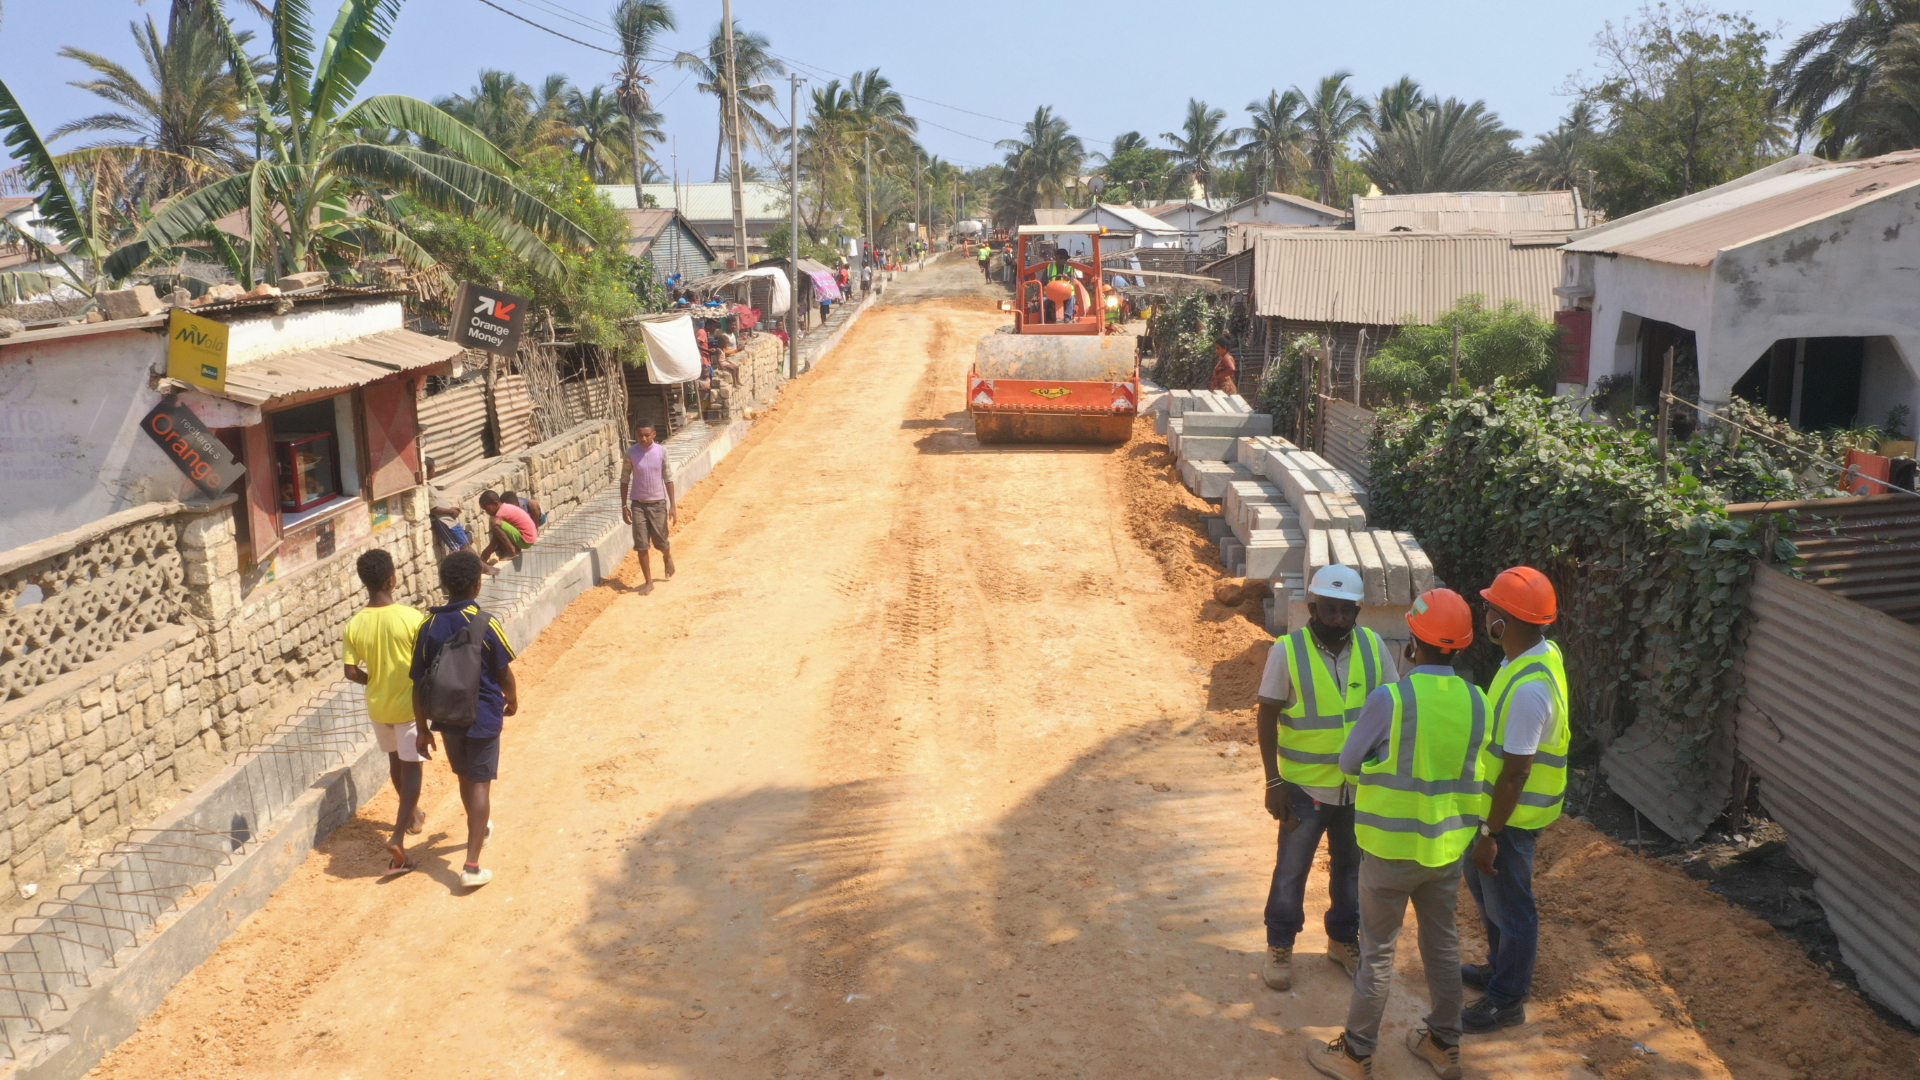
[478,490,538,568]
[618,421,678,594]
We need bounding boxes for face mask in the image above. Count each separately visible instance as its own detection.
[1488,618,1506,644]
[1404,641,1418,665]
[1308,614,1353,648]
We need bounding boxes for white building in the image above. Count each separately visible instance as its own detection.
[1195,192,1346,251]
[1057,203,1184,257]
[1559,151,1920,431]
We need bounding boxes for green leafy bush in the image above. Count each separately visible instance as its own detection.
[1368,383,1799,775]
[1364,295,1562,403]
[1148,293,1229,389]
[1255,334,1323,444]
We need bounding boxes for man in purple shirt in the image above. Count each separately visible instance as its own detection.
[618,421,678,594]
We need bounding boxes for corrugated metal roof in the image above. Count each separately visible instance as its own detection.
[222,329,460,406]
[596,182,787,223]
[1729,493,1920,624]
[1353,190,1583,233]
[1197,191,1346,228]
[1252,231,1561,323]
[1564,150,1920,265]
[1072,203,1176,234]
[1734,561,1920,1024]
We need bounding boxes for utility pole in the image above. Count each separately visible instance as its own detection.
[722,0,747,270]
[863,137,873,278]
[787,72,802,380]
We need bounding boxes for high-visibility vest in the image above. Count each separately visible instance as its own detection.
[1352,673,1494,867]
[1042,262,1077,282]
[1277,628,1388,789]
[1483,640,1571,830]
[978,247,991,261]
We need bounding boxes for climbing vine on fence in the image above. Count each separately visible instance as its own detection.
[1148,293,1229,389]
[1256,333,1325,445]
[1368,384,1801,777]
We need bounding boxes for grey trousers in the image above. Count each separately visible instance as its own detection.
[1343,851,1464,1056]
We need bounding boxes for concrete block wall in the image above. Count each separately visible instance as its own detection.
[0,419,621,908]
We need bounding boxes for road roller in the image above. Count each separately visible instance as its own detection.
[967,225,1138,444]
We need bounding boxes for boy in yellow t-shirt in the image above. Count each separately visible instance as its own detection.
[343,549,429,876]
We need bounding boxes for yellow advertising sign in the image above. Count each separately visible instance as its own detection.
[166,308,228,393]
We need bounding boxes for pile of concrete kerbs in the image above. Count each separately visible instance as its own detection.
[1152,389,1433,642]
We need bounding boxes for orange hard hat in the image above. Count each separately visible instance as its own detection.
[1043,279,1074,303]
[1405,588,1474,650]
[1480,565,1557,624]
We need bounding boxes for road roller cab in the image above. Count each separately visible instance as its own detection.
[968,225,1140,445]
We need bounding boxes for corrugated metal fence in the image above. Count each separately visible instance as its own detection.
[417,379,490,471]
[1320,400,1375,489]
[1733,561,1920,1024]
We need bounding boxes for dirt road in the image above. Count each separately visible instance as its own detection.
[92,259,1916,1080]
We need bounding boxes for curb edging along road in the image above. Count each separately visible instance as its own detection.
[0,265,920,1077]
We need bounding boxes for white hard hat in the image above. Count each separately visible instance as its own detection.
[1308,564,1366,603]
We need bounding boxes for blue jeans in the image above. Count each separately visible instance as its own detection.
[1463,824,1539,1007]
[1264,786,1361,948]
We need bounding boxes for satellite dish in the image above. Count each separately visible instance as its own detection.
[1088,176,1107,196]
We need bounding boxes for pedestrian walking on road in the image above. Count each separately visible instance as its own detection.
[1307,588,1492,1080]
[1255,564,1395,992]
[1461,567,1568,1034]
[343,549,429,876]
[619,422,678,594]
[411,552,517,890]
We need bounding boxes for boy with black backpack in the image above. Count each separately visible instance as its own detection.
[411,551,517,889]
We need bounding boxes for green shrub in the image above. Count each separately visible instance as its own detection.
[1365,295,1562,403]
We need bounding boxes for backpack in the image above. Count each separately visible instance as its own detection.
[419,608,490,726]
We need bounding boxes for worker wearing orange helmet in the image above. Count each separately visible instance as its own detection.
[1308,589,1492,1080]
[1040,247,1082,323]
[1460,566,1568,1036]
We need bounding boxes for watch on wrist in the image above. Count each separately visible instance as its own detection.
[1478,823,1494,839]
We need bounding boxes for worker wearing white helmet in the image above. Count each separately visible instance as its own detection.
[1254,564,1397,992]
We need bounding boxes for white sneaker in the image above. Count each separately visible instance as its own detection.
[461,866,494,889]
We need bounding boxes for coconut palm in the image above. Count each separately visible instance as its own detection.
[50,3,258,204]
[1523,101,1598,192]
[104,0,593,285]
[437,71,571,156]
[1160,99,1232,200]
[672,21,787,180]
[562,84,651,183]
[1773,0,1920,155]
[1372,76,1432,132]
[847,67,916,147]
[1295,71,1372,208]
[1235,90,1308,195]
[996,105,1083,219]
[612,0,674,212]
[1363,97,1521,194]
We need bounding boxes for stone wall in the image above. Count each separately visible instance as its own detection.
[0,420,621,900]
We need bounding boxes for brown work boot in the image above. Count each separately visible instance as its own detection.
[1406,1027,1462,1080]
[1262,945,1294,990]
[1306,1033,1371,1080]
[1327,939,1360,978]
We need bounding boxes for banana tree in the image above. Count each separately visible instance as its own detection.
[0,77,115,300]
[107,0,592,284]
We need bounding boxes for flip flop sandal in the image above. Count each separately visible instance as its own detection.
[380,859,417,878]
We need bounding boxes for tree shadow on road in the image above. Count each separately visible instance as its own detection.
[551,723,1363,1078]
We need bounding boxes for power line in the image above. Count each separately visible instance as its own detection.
[469,0,618,55]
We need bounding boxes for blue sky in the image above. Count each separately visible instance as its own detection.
[4,0,1852,180]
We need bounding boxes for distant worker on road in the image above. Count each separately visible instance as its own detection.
[977,242,992,278]
[1308,588,1491,1080]
[1211,338,1238,393]
[1255,564,1394,992]
[1461,566,1568,1035]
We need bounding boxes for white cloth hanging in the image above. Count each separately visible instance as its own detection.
[639,315,701,384]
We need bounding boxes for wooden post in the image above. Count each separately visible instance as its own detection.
[1354,328,1368,405]
[1316,338,1333,453]
[1656,345,1675,485]
[1297,340,1312,445]
[1450,323,1461,391]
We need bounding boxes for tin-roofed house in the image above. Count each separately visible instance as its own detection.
[1559,151,1920,433]
[1353,190,1588,234]
[621,207,719,284]
[599,182,788,265]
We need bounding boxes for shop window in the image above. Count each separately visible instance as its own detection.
[266,395,361,523]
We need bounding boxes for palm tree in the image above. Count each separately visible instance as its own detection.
[51,3,257,204]
[561,84,648,182]
[1372,76,1431,132]
[672,21,786,180]
[1773,0,1920,155]
[1362,97,1522,194]
[612,0,674,211]
[996,105,1083,219]
[105,0,592,284]
[1296,72,1372,208]
[1523,101,1598,192]
[438,71,570,156]
[1235,90,1308,195]
[848,67,916,146]
[1160,99,1232,200]
[1090,130,1151,164]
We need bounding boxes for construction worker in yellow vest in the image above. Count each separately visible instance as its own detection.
[1254,564,1395,993]
[1308,588,1491,1080]
[1460,566,1569,1035]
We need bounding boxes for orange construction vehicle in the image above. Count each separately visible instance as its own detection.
[967,225,1138,444]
